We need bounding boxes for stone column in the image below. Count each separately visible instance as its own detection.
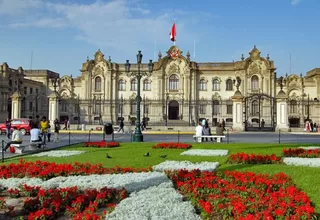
[48,92,60,127]
[232,91,244,131]
[276,90,289,131]
[11,91,22,119]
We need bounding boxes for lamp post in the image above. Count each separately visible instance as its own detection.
[307,94,310,121]
[125,51,153,142]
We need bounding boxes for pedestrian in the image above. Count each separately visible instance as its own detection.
[47,124,51,142]
[63,119,68,130]
[118,120,124,133]
[30,126,42,148]
[5,118,11,139]
[314,122,318,132]
[40,116,49,142]
[194,122,203,142]
[310,121,314,132]
[222,119,226,131]
[54,118,60,143]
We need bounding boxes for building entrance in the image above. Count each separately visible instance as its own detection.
[168,100,179,120]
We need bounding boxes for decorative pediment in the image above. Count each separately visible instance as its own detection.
[212,92,221,100]
[212,77,222,83]
[168,64,179,74]
[93,65,104,77]
[94,49,105,63]
[130,93,137,100]
[249,45,261,61]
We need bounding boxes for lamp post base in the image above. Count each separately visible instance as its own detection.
[133,133,143,142]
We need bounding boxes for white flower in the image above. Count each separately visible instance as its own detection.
[152,160,220,172]
[283,157,320,167]
[31,150,85,157]
[181,149,228,156]
[106,182,201,220]
[0,177,43,189]
[299,146,320,150]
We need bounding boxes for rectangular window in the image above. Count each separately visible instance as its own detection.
[29,102,33,111]
[36,88,39,94]
[30,88,33,94]
[227,104,233,114]
[200,105,206,114]
[95,102,101,114]
[118,104,123,114]
[130,102,136,114]
[24,87,27,95]
[144,104,149,114]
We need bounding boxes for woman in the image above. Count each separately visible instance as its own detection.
[202,124,213,142]
[40,116,49,142]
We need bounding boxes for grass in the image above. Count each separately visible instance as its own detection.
[3,142,320,212]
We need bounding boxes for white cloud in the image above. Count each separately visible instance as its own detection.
[291,0,301,6]
[0,0,44,15]
[0,0,207,56]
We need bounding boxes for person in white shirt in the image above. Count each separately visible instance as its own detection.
[4,127,23,151]
[30,128,42,148]
[194,122,203,142]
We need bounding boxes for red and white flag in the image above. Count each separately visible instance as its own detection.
[169,23,176,42]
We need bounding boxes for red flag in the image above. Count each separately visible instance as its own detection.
[170,23,176,42]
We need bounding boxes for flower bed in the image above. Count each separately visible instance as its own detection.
[31,150,85,157]
[181,149,228,156]
[283,157,320,167]
[227,152,282,164]
[283,148,320,158]
[152,142,192,149]
[153,160,220,172]
[84,141,120,148]
[167,169,318,219]
[299,146,320,150]
[0,159,151,180]
[1,184,127,219]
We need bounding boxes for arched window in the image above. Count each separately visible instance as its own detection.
[95,76,102,91]
[212,79,220,91]
[169,74,179,91]
[290,100,297,113]
[199,79,207,91]
[143,79,151,91]
[118,79,125,91]
[226,79,233,91]
[212,100,219,115]
[251,75,259,91]
[251,100,259,115]
[131,79,137,91]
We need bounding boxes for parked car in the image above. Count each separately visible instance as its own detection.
[0,118,31,135]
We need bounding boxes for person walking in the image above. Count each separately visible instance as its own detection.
[222,119,226,131]
[47,124,51,142]
[40,116,49,143]
[5,118,11,139]
[118,120,124,133]
[54,118,60,143]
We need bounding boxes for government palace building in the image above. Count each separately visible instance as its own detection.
[0,45,319,131]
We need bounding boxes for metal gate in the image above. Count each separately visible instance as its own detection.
[243,93,276,132]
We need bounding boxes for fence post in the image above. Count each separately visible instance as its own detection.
[103,126,106,141]
[278,129,281,144]
[178,130,180,143]
[131,130,133,142]
[69,132,71,147]
[227,129,229,144]
[1,140,4,163]
[88,130,91,142]
[112,132,115,142]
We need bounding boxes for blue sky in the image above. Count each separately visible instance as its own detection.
[0,0,319,77]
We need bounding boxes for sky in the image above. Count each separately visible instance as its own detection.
[0,0,319,77]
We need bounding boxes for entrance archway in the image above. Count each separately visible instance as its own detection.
[168,100,179,120]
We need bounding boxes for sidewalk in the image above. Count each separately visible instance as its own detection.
[59,130,240,135]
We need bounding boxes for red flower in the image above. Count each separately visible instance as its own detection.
[227,153,282,164]
[9,146,15,153]
[84,141,120,148]
[152,142,192,149]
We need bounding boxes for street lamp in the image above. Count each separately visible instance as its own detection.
[125,51,153,142]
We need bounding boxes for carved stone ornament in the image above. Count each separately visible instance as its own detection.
[249,45,261,61]
[249,63,261,76]
[168,46,181,59]
[93,66,104,77]
[94,49,104,63]
[130,93,137,100]
[169,64,179,74]
[212,92,221,100]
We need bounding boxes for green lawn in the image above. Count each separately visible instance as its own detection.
[3,142,320,212]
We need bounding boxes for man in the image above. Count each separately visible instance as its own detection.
[216,123,224,136]
[194,122,203,142]
[118,120,124,133]
[30,127,42,148]
[222,119,226,131]
[3,127,23,152]
[5,118,11,139]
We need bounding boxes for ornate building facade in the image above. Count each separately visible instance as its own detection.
[1,45,319,130]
